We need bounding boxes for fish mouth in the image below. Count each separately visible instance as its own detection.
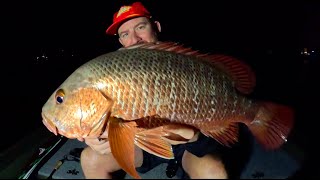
[41,110,110,138]
[41,112,58,136]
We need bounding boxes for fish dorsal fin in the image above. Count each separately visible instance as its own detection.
[120,41,256,94]
[120,41,202,55]
[204,54,256,94]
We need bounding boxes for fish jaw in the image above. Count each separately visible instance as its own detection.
[41,106,110,139]
[41,112,82,139]
[42,113,58,136]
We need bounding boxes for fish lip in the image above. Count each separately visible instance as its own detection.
[41,112,58,136]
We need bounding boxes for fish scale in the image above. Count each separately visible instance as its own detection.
[85,47,250,131]
[87,48,245,127]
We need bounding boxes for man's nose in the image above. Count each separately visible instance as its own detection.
[131,33,142,44]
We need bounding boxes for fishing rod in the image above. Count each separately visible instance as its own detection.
[17,135,66,179]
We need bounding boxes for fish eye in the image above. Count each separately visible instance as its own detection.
[56,96,64,104]
[55,89,65,104]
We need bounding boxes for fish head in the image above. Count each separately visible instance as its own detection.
[41,72,113,139]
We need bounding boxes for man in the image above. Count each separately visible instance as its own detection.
[79,2,252,179]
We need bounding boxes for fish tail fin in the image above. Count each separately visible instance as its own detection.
[246,102,294,150]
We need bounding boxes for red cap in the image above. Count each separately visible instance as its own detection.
[106,2,151,35]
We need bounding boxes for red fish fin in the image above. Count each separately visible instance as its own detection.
[246,102,294,150]
[201,123,239,147]
[108,117,141,179]
[123,41,203,57]
[121,41,178,51]
[205,54,256,94]
[135,127,174,160]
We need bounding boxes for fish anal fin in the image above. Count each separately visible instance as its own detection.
[201,123,239,147]
[108,117,141,179]
[135,127,174,160]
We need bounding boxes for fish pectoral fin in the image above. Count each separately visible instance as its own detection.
[201,122,239,147]
[108,117,141,179]
[135,127,174,160]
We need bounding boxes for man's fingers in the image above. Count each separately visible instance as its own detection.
[77,137,84,142]
[164,125,196,140]
[99,148,112,155]
[85,138,106,146]
[92,145,111,155]
[99,129,109,139]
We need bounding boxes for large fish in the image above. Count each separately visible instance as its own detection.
[41,41,294,179]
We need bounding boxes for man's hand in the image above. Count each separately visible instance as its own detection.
[79,130,111,155]
[77,124,200,154]
[162,125,200,145]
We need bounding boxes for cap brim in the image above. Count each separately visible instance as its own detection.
[106,14,150,35]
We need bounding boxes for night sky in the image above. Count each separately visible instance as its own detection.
[15,1,320,48]
[2,0,320,162]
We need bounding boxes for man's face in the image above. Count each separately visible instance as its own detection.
[118,17,160,47]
